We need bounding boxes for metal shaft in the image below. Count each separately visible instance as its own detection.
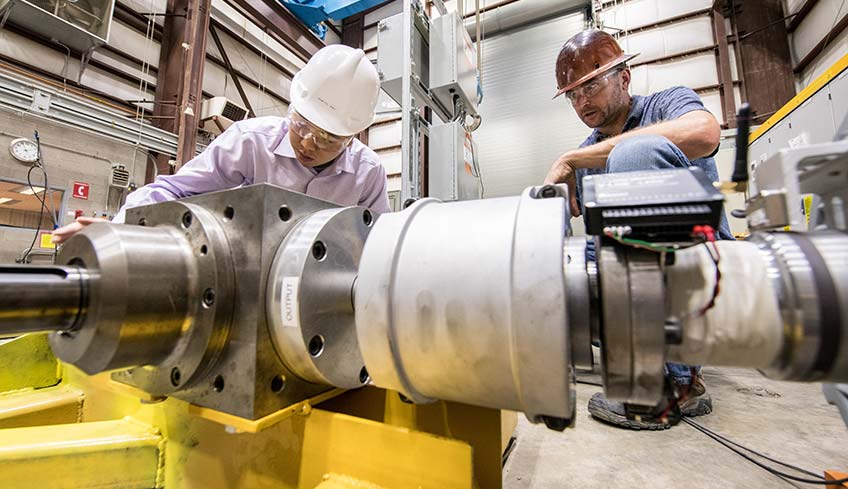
[0,265,89,336]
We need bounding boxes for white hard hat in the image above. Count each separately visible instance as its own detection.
[290,45,380,137]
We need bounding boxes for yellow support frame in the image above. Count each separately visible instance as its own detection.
[0,334,60,394]
[0,334,509,489]
[0,418,165,489]
[0,384,83,428]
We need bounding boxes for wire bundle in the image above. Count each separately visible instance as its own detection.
[603,225,723,318]
[684,418,848,486]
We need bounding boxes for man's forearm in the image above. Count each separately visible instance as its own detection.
[569,112,719,170]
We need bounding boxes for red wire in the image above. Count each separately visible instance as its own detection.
[690,226,721,317]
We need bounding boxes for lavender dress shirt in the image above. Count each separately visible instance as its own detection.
[113,116,390,223]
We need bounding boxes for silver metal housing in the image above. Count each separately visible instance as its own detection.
[355,185,575,425]
[751,230,848,382]
[53,222,205,379]
[267,206,374,389]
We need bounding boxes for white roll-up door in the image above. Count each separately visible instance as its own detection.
[473,11,591,199]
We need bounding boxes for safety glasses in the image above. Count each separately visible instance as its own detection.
[564,68,622,105]
[288,111,352,152]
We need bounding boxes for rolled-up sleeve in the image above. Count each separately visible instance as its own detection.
[114,124,255,223]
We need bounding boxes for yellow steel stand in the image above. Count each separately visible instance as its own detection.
[0,334,512,489]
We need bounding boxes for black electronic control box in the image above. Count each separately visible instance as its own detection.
[581,167,725,239]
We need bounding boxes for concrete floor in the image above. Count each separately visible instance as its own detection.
[503,367,847,488]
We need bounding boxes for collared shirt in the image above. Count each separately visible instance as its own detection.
[574,86,733,240]
[114,116,390,223]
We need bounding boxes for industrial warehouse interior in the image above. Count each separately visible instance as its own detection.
[0,0,846,487]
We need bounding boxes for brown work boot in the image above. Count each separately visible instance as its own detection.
[677,374,713,417]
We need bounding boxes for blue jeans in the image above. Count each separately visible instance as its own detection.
[587,134,735,386]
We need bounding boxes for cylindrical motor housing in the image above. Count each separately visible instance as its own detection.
[355,186,577,426]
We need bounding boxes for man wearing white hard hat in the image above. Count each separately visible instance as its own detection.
[53,45,389,243]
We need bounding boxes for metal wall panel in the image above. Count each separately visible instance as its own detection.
[791,0,847,65]
[783,0,805,15]
[364,26,378,51]
[457,0,587,38]
[698,91,724,125]
[0,29,152,103]
[368,120,401,150]
[791,87,837,145]
[831,68,848,131]
[378,148,401,175]
[748,134,769,194]
[766,118,793,155]
[363,0,401,26]
[629,53,719,95]
[109,20,162,68]
[618,16,713,62]
[599,0,712,31]
[472,11,590,198]
[798,27,848,88]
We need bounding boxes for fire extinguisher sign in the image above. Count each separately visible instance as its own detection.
[72,181,89,200]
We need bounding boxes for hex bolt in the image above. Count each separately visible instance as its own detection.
[539,186,558,199]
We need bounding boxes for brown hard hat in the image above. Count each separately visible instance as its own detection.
[553,29,638,99]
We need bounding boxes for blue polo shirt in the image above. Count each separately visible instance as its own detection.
[574,86,733,240]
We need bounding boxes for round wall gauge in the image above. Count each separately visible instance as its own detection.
[9,138,38,164]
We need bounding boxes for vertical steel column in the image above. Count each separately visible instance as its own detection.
[149,0,185,178]
[712,0,737,128]
[150,0,211,175]
[174,0,212,170]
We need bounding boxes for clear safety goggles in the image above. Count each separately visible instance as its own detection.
[564,68,623,105]
[288,110,352,152]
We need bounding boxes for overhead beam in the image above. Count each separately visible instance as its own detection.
[209,23,256,117]
[224,0,324,62]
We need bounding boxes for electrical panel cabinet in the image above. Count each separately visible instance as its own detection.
[377,12,428,106]
[430,10,478,116]
[429,121,480,202]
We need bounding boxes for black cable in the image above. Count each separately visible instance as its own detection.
[683,418,823,479]
[683,419,847,485]
[20,165,48,263]
[19,132,57,263]
[33,132,58,228]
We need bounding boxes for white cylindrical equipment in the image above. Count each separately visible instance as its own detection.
[355,186,576,427]
[666,240,784,368]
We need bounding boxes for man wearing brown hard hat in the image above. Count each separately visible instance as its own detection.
[546,29,734,430]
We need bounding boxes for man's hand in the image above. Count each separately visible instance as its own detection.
[545,153,581,217]
[52,217,107,245]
